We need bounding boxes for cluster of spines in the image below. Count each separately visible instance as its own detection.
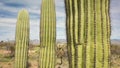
[15,9,29,68]
[39,0,56,68]
[65,0,111,68]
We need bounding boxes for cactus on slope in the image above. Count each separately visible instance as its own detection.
[39,0,56,68]
[15,9,29,68]
[65,0,111,68]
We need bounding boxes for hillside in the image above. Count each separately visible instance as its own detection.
[111,39,120,46]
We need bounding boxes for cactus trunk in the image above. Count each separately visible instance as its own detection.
[39,0,56,68]
[15,9,29,68]
[65,0,111,68]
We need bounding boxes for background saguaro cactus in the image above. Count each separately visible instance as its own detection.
[39,0,56,68]
[15,9,29,68]
[65,0,111,68]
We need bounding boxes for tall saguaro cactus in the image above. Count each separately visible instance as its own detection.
[39,0,56,68]
[65,0,111,68]
[15,9,29,68]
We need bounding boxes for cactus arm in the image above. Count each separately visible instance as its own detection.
[85,0,94,68]
[90,0,95,67]
[95,0,103,68]
[107,0,111,67]
[39,0,47,68]
[103,0,111,68]
[39,0,45,68]
[15,9,29,68]
[65,0,72,67]
[72,0,78,67]
[15,16,20,68]
[39,0,56,68]
[69,0,75,68]
[101,0,108,68]
[107,0,111,68]
[77,0,84,67]
[65,0,110,68]
[79,0,85,68]
[51,0,56,67]
[67,0,75,68]
[77,0,84,68]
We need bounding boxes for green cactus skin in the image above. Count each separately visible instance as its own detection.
[15,9,29,68]
[65,0,111,68]
[39,0,56,68]
[104,0,111,68]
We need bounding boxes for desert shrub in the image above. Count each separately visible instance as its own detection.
[111,44,120,55]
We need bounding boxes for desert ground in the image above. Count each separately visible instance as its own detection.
[0,41,120,68]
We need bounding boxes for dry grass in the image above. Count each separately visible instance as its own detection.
[0,43,120,68]
[111,45,120,68]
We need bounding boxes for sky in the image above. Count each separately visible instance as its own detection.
[0,0,120,41]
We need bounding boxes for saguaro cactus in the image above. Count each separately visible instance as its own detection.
[39,0,56,68]
[65,0,111,68]
[15,9,29,68]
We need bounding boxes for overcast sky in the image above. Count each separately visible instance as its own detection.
[0,0,120,41]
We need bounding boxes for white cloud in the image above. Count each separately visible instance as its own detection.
[57,22,65,28]
[57,30,66,39]
[0,18,40,41]
[21,0,41,7]
[0,2,19,13]
[30,19,39,40]
[109,0,120,39]
[55,0,65,7]
[0,18,16,29]
[0,2,4,6]
[56,11,65,18]
[1,0,120,40]
[0,0,65,41]
[0,32,15,41]
[111,29,120,39]
[30,19,39,26]
[28,8,40,14]
[0,0,41,17]
[0,18,16,24]
[57,35,66,39]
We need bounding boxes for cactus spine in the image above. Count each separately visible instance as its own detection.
[65,0,111,68]
[15,9,29,68]
[39,0,56,68]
